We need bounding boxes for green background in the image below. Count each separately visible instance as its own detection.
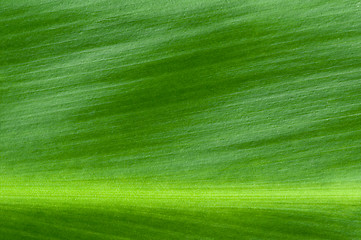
[1,0,361,239]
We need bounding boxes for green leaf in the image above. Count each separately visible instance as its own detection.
[1,0,361,239]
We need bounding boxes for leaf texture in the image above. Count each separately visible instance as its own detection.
[1,0,361,239]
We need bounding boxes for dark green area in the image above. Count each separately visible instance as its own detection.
[1,202,360,240]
